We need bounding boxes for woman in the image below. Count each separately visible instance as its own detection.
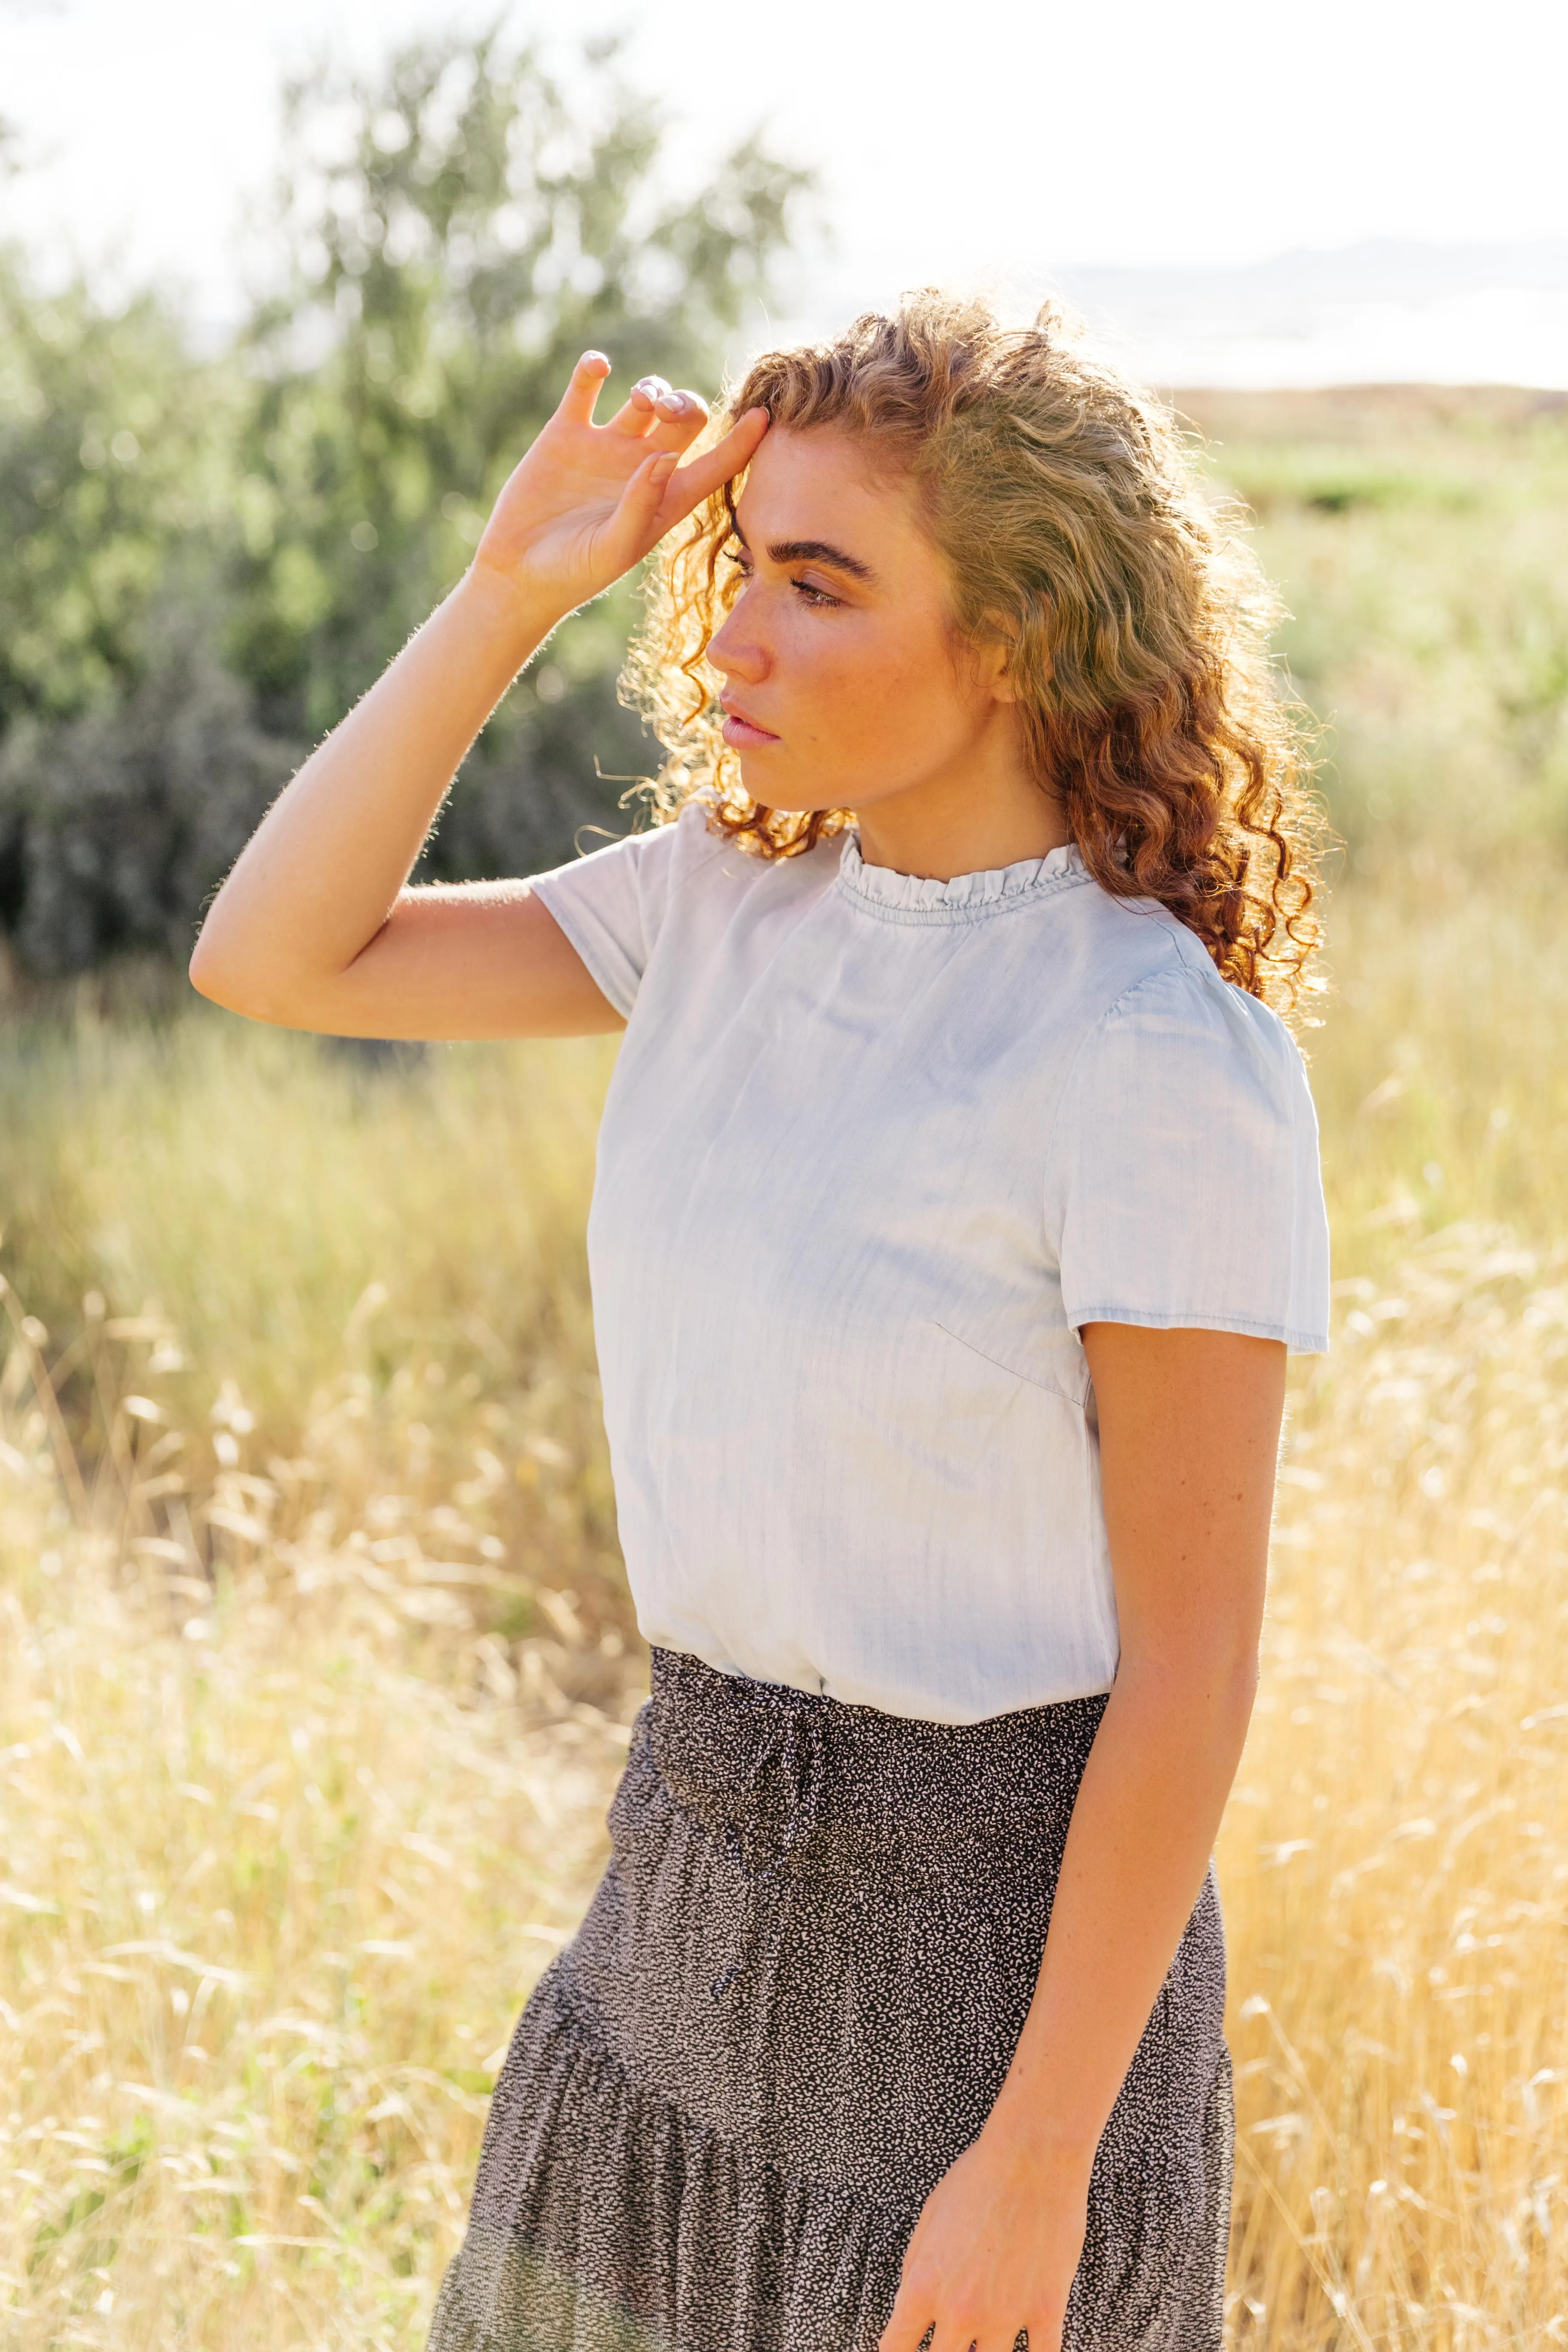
[192,295,1330,2352]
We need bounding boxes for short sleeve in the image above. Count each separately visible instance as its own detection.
[528,801,718,1020]
[1049,962,1331,1354]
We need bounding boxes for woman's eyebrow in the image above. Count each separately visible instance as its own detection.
[731,520,876,583]
[768,536,877,582]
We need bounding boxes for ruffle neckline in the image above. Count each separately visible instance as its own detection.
[836,827,1088,920]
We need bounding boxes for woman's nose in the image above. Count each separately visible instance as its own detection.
[707,606,767,685]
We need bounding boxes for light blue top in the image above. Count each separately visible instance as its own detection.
[532,798,1331,1725]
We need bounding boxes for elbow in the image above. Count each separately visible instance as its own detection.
[1220,1644,1261,1731]
[187,930,227,1006]
[187,928,292,1025]
[188,929,250,1015]
[1119,1632,1260,1738]
[1194,1635,1260,1728]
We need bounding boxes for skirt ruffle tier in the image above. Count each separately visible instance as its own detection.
[428,1648,1233,2352]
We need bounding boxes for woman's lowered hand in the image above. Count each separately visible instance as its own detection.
[471,352,768,627]
[879,2115,1090,2352]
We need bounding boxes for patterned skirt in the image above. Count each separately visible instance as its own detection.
[427,1646,1233,2352]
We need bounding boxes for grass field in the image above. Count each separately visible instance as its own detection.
[2,387,1566,2349]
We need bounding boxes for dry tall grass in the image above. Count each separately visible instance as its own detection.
[4,881,1563,2352]
[1224,1221,1568,2344]
[3,389,1567,2348]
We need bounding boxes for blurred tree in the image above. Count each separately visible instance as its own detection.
[231,27,809,880]
[0,30,808,973]
[0,253,251,963]
[0,260,236,730]
[0,614,295,973]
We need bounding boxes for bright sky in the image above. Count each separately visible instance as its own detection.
[4,0,1567,373]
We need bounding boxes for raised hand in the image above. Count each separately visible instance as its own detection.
[471,353,769,624]
[189,354,766,1043]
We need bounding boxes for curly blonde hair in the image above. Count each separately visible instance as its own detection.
[623,291,1321,1011]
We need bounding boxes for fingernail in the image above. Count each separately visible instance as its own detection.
[583,350,610,368]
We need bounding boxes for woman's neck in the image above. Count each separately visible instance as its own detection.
[852,745,1071,885]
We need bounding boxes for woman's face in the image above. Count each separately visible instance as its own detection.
[706,425,1021,818]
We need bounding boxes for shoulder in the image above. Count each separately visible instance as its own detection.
[612,797,842,904]
[1071,893,1310,1097]
[1049,900,1319,1174]
[530,797,743,944]
[1047,898,1330,1354]
[578,794,732,886]
[528,797,844,1020]
[524,799,737,1021]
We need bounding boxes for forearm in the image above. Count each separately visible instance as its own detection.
[985,1643,1256,2170]
[881,1329,1280,2352]
[191,564,560,1016]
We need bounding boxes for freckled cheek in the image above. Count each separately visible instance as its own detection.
[777,632,932,754]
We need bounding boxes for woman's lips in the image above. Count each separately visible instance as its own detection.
[720,704,780,747]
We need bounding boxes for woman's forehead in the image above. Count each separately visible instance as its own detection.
[734,426,925,566]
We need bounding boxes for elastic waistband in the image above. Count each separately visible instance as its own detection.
[642,1645,1107,1883]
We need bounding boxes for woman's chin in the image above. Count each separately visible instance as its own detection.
[733,758,846,817]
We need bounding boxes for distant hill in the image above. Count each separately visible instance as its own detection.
[1043,240,1568,393]
[1169,382,1568,436]
[755,241,1568,395]
[1057,239,1568,313]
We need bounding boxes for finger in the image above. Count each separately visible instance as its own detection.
[602,445,683,564]
[654,405,770,521]
[557,350,612,424]
[876,2282,933,2352]
[602,374,675,438]
[643,389,712,453]
[925,2322,976,2352]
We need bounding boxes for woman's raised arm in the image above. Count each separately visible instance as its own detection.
[188,356,767,1041]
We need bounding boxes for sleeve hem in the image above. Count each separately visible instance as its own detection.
[530,875,638,1021]
[1066,1305,1330,1355]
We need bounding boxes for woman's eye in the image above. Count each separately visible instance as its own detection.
[792,578,840,608]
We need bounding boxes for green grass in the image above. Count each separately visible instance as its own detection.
[1189,386,1568,863]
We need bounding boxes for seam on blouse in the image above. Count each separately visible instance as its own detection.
[624,809,736,916]
[1038,933,1190,1188]
[672,812,852,933]
[929,1319,1089,1406]
[563,807,734,904]
[661,833,736,914]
